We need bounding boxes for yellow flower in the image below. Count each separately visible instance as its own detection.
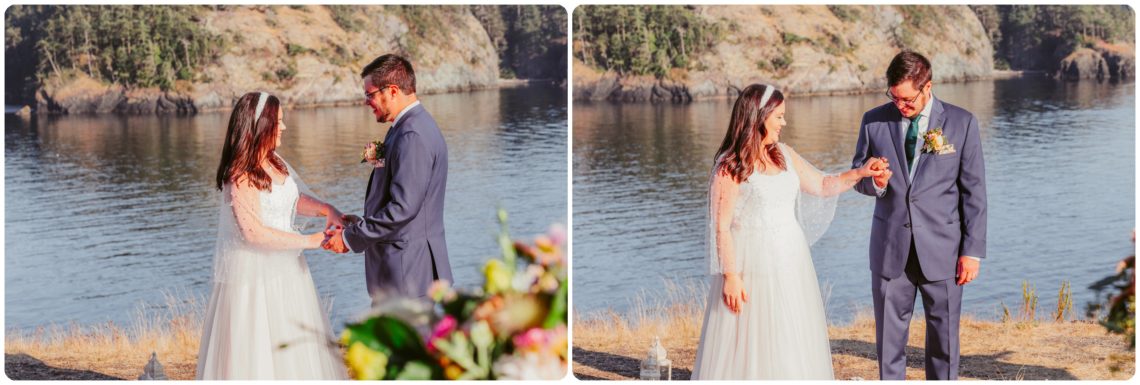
[484,259,512,295]
[344,341,388,380]
[444,363,464,380]
[933,135,944,149]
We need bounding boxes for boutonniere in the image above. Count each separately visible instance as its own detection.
[360,140,385,168]
[922,128,956,155]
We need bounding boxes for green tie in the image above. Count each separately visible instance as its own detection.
[905,115,920,168]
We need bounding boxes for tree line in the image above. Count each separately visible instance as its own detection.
[5,5,569,106]
[6,5,224,103]
[469,5,567,80]
[572,5,723,77]
[970,5,1134,71]
[571,5,1134,77]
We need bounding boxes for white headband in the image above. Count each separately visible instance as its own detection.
[253,92,269,120]
[759,86,776,108]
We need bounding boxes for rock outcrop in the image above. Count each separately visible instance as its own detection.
[1059,42,1135,81]
[35,6,500,114]
[575,5,995,102]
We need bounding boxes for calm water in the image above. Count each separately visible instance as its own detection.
[573,77,1135,323]
[5,84,567,331]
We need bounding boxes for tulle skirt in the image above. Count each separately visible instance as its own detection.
[692,223,834,380]
[196,250,347,380]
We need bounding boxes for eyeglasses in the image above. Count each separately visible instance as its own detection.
[885,82,928,106]
[365,88,383,100]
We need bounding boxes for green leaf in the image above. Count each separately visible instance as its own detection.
[343,318,385,352]
[470,320,494,349]
[435,332,479,371]
[543,280,569,329]
[373,315,430,359]
[442,293,482,321]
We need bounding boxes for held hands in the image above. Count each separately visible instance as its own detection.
[864,156,892,189]
[322,226,350,253]
[324,205,346,233]
[321,214,360,254]
[722,273,748,314]
[956,256,980,286]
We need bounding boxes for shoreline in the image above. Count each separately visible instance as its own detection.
[572,70,1079,103]
[573,309,1135,381]
[8,77,565,116]
[571,281,1134,380]
[573,313,1135,380]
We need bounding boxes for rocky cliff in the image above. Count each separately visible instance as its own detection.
[31,6,501,114]
[1058,41,1135,81]
[574,5,996,102]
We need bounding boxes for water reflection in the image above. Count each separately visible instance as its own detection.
[5,84,567,331]
[573,77,1134,322]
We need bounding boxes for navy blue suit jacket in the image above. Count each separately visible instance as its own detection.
[344,103,453,298]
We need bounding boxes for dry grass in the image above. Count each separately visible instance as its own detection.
[573,282,1136,381]
[5,291,204,380]
[573,280,708,380]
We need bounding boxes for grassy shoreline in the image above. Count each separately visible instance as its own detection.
[572,282,1135,381]
[5,294,204,380]
[4,285,1134,380]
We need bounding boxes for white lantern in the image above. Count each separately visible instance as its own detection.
[639,336,672,380]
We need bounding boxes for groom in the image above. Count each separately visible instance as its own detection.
[851,51,987,380]
[325,54,453,301]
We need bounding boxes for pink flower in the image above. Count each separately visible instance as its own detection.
[427,315,458,354]
[546,224,567,247]
[513,327,551,352]
[360,140,385,168]
[362,143,377,161]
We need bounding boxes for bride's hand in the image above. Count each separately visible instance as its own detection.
[325,205,346,231]
[308,232,326,249]
[722,273,748,314]
[858,157,888,178]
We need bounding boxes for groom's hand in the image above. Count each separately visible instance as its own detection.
[323,227,350,253]
[956,256,980,285]
[873,168,892,189]
[342,214,361,226]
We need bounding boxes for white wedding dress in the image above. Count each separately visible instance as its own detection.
[692,143,840,380]
[196,163,347,380]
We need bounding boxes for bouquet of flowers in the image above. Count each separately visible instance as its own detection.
[341,209,568,380]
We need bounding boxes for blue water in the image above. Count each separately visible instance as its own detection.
[5,84,568,332]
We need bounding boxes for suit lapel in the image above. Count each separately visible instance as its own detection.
[364,105,418,201]
[911,98,946,187]
[887,111,911,187]
[365,168,377,199]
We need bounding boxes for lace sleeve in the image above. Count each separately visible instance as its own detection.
[782,144,842,247]
[280,156,333,232]
[784,144,857,198]
[708,165,741,275]
[227,179,318,251]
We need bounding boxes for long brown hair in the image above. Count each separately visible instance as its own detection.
[215,92,287,191]
[714,84,785,183]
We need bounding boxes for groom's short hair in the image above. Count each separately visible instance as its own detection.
[361,54,417,95]
[886,51,931,88]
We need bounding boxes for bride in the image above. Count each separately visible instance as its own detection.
[692,84,886,380]
[197,92,348,379]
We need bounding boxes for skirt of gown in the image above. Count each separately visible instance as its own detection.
[691,222,834,380]
[196,249,347,380]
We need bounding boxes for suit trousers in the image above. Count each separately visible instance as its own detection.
[872,241,963,380]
